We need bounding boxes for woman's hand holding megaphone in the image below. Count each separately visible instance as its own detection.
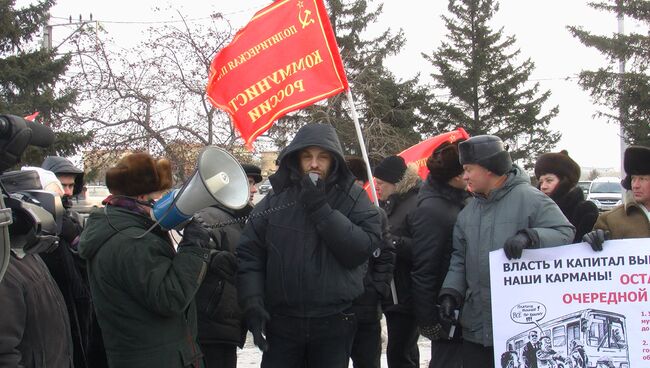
[177,218,211,249]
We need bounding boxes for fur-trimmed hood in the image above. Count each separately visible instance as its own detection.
[393,163,421,196]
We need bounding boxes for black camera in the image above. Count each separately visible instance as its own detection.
[0,114,58,282]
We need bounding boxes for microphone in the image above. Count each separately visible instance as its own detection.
[308,172,320,184]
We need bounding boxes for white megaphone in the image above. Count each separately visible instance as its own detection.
[152,146,249,230]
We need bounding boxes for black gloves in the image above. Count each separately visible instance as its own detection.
[60,214,82,249]
[298,174,327,213]
[209,251,237,282]
[178,218,211,249]
[583,229,610,251]
[385,233,402,249]
[419,323,444,341]
[438,295,458,324]
[503,232,532,260]
[243,297,270,351]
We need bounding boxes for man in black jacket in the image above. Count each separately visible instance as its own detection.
[411,142,468,368]
[42,156,107,368]
[346,156,395,368]
[374,155,421,368]
[195,163,263,368]
[237,124,381,368]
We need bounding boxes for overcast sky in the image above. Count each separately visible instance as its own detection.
[38,0,634,171]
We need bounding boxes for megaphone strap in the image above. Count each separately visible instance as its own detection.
[206,201,298,229]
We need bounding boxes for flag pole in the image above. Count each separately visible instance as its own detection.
[345,88,398,305]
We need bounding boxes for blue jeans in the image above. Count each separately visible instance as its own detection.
[262,312,357,368]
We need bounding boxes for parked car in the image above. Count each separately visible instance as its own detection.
[72,185,110,214]
[577,180,591,197]
[258,179,272,194]
[586,177,623,212]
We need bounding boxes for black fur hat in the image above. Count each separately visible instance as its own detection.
[426,142,464,184]
[534,150,580,188]
[458,135,512,176]
[345,156,368,183]
[622,145,650,190]
[242,163,262,184]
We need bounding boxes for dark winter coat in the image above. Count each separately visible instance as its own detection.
[79,205,210,368]
[40,210,106,368]
[548,185,599,243]
[594,190,650,239]
[411,176,469,333]
[441,165,575,346]
[0,252,73,368]
[237,124,382,318]
[380,166,421,314]
[194,204,250,347]
[351,206,395,323]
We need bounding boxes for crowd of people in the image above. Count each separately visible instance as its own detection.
[1,123,649,368]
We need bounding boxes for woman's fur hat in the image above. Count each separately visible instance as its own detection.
[106,152,173,196]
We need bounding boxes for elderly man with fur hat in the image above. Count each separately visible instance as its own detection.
[411,141,469,368]
[79,152,212,368]
[438,135,574,368]
[534,150,599,243]
[583,145,650,251]
[374,154,422,368]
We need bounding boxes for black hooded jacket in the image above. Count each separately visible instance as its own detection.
[41,156,84,197]
[236,124,382,318]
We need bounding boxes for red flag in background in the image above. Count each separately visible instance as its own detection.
[206,0,348,149]
[398,128,470,179]
[24,112,40,121]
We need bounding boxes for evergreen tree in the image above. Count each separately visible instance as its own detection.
[424,0,559,167]
[568,0,650,146]
[272,0,430,162]
[0,0,89,165]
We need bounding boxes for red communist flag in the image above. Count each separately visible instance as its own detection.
[398,128,470,179]
[206,0,348,149]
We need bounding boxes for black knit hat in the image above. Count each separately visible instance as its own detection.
[242,163,262,184]
[622,145,650,190]
[346,156,368,183]
[459,135,512,176]
[427,142,464,184]
[374,155,406,184]
[534,150,581,188]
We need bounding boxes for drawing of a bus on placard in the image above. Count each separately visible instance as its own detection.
[504,307,630,368]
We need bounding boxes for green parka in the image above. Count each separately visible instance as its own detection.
[79,206,210,368]
[440,165,575,346]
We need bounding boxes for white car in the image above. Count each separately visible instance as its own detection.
[587,177,623,211]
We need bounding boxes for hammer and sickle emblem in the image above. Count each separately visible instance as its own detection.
[299,9,314,28]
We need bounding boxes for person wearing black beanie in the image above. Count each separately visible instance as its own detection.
[411,142,469,368]
[374,155,422,368]
[534,150,598,243]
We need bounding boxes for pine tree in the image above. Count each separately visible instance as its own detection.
[424,0,559,167]
[0,0,89,165]
[272,0,430,162]
[568,0,650,146]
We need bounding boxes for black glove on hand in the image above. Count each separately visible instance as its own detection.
[298,174,327,213]
[582,229,610,251]
[178,218,211,249]
[243,298,270,352]
[439,295,458,324]
[503,232,532,260]
[384,233,402,249]
[60,214,82,246]
[209,251,237,282]
[419,323,444,341]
